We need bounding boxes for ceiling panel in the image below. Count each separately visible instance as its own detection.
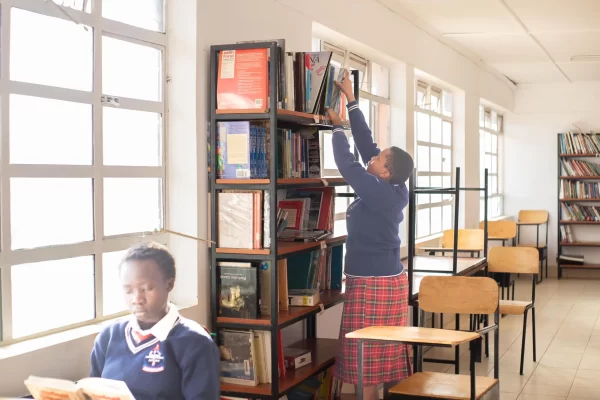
[387,0,522,34]
[536,31,600,63]
[558,62,600,81]
[490,62,566,84]
[448,33,547,63]
[504,0,600,32]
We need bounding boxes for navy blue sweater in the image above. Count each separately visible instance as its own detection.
[332,100,409,277]
[90,314,220,400]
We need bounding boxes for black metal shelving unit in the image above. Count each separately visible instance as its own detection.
[209,41,359,399]
[557,133,600,279]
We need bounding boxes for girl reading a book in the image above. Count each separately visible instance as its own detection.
[90,242,220,400]
[327,70,414,400]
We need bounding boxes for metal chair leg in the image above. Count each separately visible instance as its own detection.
[485,314,489,358]
[520,309,529,375]
[512,280,515,300]
[532,307,537,362]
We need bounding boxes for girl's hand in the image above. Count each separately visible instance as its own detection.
[326,108,343,126]
[335,69,355,102]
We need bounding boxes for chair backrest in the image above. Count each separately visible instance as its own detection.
[419,276,499,315]
[488,247,539,274]
[441,229,484,250]
[518,210,549,224]
[479,220,517,239]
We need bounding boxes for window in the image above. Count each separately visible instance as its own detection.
[414,80,453,239]
[0,1,167,344]
[479,106,503,220]
[313,39,391,220]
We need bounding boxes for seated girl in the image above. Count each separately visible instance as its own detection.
[90,242,219,400]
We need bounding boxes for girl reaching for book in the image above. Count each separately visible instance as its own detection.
[90,242,220,400]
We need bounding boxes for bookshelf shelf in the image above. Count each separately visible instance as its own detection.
[216,289,345,330]
[220,338,339,397]
[560,199,600,202]
[560,241,600,247]
[561,264,600,269]
[560,153,600,158]
[560,221,600,225]
[210,41,359,398]
[560,176,600,180]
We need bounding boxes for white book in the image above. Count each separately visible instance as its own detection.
[25,376,135,400]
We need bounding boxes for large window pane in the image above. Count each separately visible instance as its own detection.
[442,121,452,147]
[417,176,430,205]
[10,9,92,91]
[443,205,453,230]
[430,147,442,173]
[430,176,442,203]
[416,112,430,142]
[442,149,452,173]
[371,62,389,98]
[430,116,442,144]
[10,95,92,165]
[104,178,162,236]
[11,256,94,338]
[102,251,128,316]
[104,108,162,166]
[102,0,165,32]
[443,176,452,201]
[52,0,91,12]
[417,145,430,172]
[431,206,442,234]
[11,178,93,250]
[103,36,162,102]
[417,208,430,238]
[442,91,452,117]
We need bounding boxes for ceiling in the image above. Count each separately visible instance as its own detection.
[378,0,600,84]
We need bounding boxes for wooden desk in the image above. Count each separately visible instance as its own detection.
[411,256,487,297]
[419,247,483,257]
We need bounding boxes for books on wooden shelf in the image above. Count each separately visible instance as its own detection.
[560,180,600,199]
[278,187,335,233]
[559,132,600,155]
[216,121,269,179]
[561,159,600,177]
[277,129,321,179]
[557,254,584,265]
[218,191,268,249]
[561,203,600,221]
[560,225,574,243]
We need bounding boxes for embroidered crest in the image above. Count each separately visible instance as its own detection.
[143,344,165,373]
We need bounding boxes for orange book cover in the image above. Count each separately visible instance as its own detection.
[217,49,269,111]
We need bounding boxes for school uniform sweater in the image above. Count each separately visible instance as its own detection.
[332,100,409,277]
[90,304,220,400]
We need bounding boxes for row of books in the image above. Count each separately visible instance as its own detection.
[560,180,600,199]
[216,41,345,117]
[557,254,585,265]
[561,203,600,222]
[561,159,600,177]
[215,123,325,180]
[218,247,344,320]
[559,132,600,155]
[217,188,336,250]
[560,225,574,243]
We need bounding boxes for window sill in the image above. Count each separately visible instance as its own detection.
[0,302,197,360]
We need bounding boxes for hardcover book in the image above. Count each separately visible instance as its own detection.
[219,262,258,319]
[219,330,258,387]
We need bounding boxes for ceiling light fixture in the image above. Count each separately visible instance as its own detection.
[570,55,600,62]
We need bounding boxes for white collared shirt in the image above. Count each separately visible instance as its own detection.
[129,302,180,342]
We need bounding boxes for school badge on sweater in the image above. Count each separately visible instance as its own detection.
[143,344,165,373]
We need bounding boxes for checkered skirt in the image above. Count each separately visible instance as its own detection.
[333,273,412,385]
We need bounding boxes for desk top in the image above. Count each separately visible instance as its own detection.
[346,326,480,345]
[410,256,487,296]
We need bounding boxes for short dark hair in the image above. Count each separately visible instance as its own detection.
[119,242,176,281]
[385,146,414,184]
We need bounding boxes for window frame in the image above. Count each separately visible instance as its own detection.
[414,80,454,240]
[479,105,503,220]
[0,0,168,345]
[315,40,391,221]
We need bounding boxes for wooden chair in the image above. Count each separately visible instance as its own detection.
[348,276,500,400]
[488,246,538,375]
[420,229,485,258]
[480,220,518,302]
[516,210,549,283]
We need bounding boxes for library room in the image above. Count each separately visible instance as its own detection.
[1,0,600,399]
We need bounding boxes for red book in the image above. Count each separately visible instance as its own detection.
[217,48,268,112]
[278,200,304,230]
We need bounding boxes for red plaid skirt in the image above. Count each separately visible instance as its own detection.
[334,273,412,385]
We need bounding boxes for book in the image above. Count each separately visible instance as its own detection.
[24,376,134,400]
[219,330,258,386]
[258,261,274,316]
[218,262,258,319]
[217,191,264,249]
[283,348,312,370]
[558,254,584,265]
[288,289,320,307]
[217,49,268,111]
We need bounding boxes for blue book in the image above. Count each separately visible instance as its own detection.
[216,122,251,179]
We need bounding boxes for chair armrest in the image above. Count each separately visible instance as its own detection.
[346,326,480,346]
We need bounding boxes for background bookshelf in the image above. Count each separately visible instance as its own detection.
[209,41,359,399]
[557,132,600,278]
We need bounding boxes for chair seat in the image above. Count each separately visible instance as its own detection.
[389,372,499,399]
[499,300,532,315]
[516,243,547,249]
[345,326,480,346]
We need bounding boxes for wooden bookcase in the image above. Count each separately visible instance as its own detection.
[557,133,600,279]
[209,41,359,399]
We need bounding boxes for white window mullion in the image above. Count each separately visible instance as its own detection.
[101,18,167,47]
[1,0,14,342]
[9,81,94,104]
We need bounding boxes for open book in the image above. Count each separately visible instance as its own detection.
[25,376,135,400]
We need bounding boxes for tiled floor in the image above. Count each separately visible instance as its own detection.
[422,277,600,399]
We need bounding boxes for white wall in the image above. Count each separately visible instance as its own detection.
[504,82,600,277]
[0,0,514,396]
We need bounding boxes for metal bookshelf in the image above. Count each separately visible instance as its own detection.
[557,133,600,279]
[209,41,359,399]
